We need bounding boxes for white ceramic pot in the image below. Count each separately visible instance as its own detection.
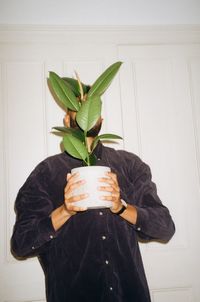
[71,166,112,209]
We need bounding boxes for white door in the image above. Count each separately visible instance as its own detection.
[0,40,123,302]
[0,30,200,302]
[118,44,200,302]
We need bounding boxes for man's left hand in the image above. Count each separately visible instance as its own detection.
[98,171,123,213]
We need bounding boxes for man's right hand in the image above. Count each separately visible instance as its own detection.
[51,173,88,231]
[63,172,88,216]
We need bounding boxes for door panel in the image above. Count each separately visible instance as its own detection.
[118,44,200,301]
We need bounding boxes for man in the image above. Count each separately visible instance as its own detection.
[11,111,175,302]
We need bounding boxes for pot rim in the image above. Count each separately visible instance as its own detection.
[71,165,110,173]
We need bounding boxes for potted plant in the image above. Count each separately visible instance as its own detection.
[48,61,123,208]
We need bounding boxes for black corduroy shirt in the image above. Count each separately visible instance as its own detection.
[11,143,175,302]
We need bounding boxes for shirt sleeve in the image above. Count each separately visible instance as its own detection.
[128,156,175,242]
[11,161,59,258]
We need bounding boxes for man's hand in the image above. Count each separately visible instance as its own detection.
[51,173,88,231]
[64,173,88,215]
[98,171,123,213]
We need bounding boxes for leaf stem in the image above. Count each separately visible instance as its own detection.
[84,131,90,166]
[75,70,84,101]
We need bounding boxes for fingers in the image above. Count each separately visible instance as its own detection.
[99,171,118,185]
[65,172,80,188]
[64,172,88,214]
[65,172,85,195]
[64,171,121,215]
[98,171,120,194]
[98,184,120,193]
[64,179,85,197]
[65,193,88,213]
[98,180,119,194]
[98,171,122,212]
[67,193,89,204]
[98,185,120,203]
[106,171,118,183]
[66,173,71,181]
[100,192,120,201]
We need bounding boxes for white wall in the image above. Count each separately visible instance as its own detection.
[0,0,200,25]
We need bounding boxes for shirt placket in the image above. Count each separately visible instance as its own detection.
[98,209,116,300]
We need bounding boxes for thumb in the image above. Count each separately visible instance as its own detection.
[66,173,71,181]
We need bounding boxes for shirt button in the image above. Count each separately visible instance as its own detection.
[109,287,113,291]
[137,227,141,231]
[102,235,106,240]
[99,211,103,216]
[105,260,109,264]
[31,246,35,250]
[50,235,54,239]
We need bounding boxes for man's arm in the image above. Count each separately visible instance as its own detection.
[98,171,138,224]
[11,168,88,258]
[99,166,175,242]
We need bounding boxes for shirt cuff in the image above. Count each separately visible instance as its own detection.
[37,216,58,244]
[135,206,149,232]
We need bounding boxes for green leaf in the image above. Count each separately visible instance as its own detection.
[62,78,79,97]
[63,134,88,161]
[87,61,122,97]
[53,126,73,134]
[84,84,91,94]
[62,77,90,97]
[48,72,80,111]
[62,77,80,97]
[52,127,85,142]
[89,153,97,166]
[76,96,102,132]
[91,133,122,151]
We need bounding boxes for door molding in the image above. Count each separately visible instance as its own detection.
[0,24,200,44]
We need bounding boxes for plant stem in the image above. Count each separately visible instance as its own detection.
[84,131,90,166]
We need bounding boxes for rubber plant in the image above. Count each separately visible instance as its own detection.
[48,61,123,166]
